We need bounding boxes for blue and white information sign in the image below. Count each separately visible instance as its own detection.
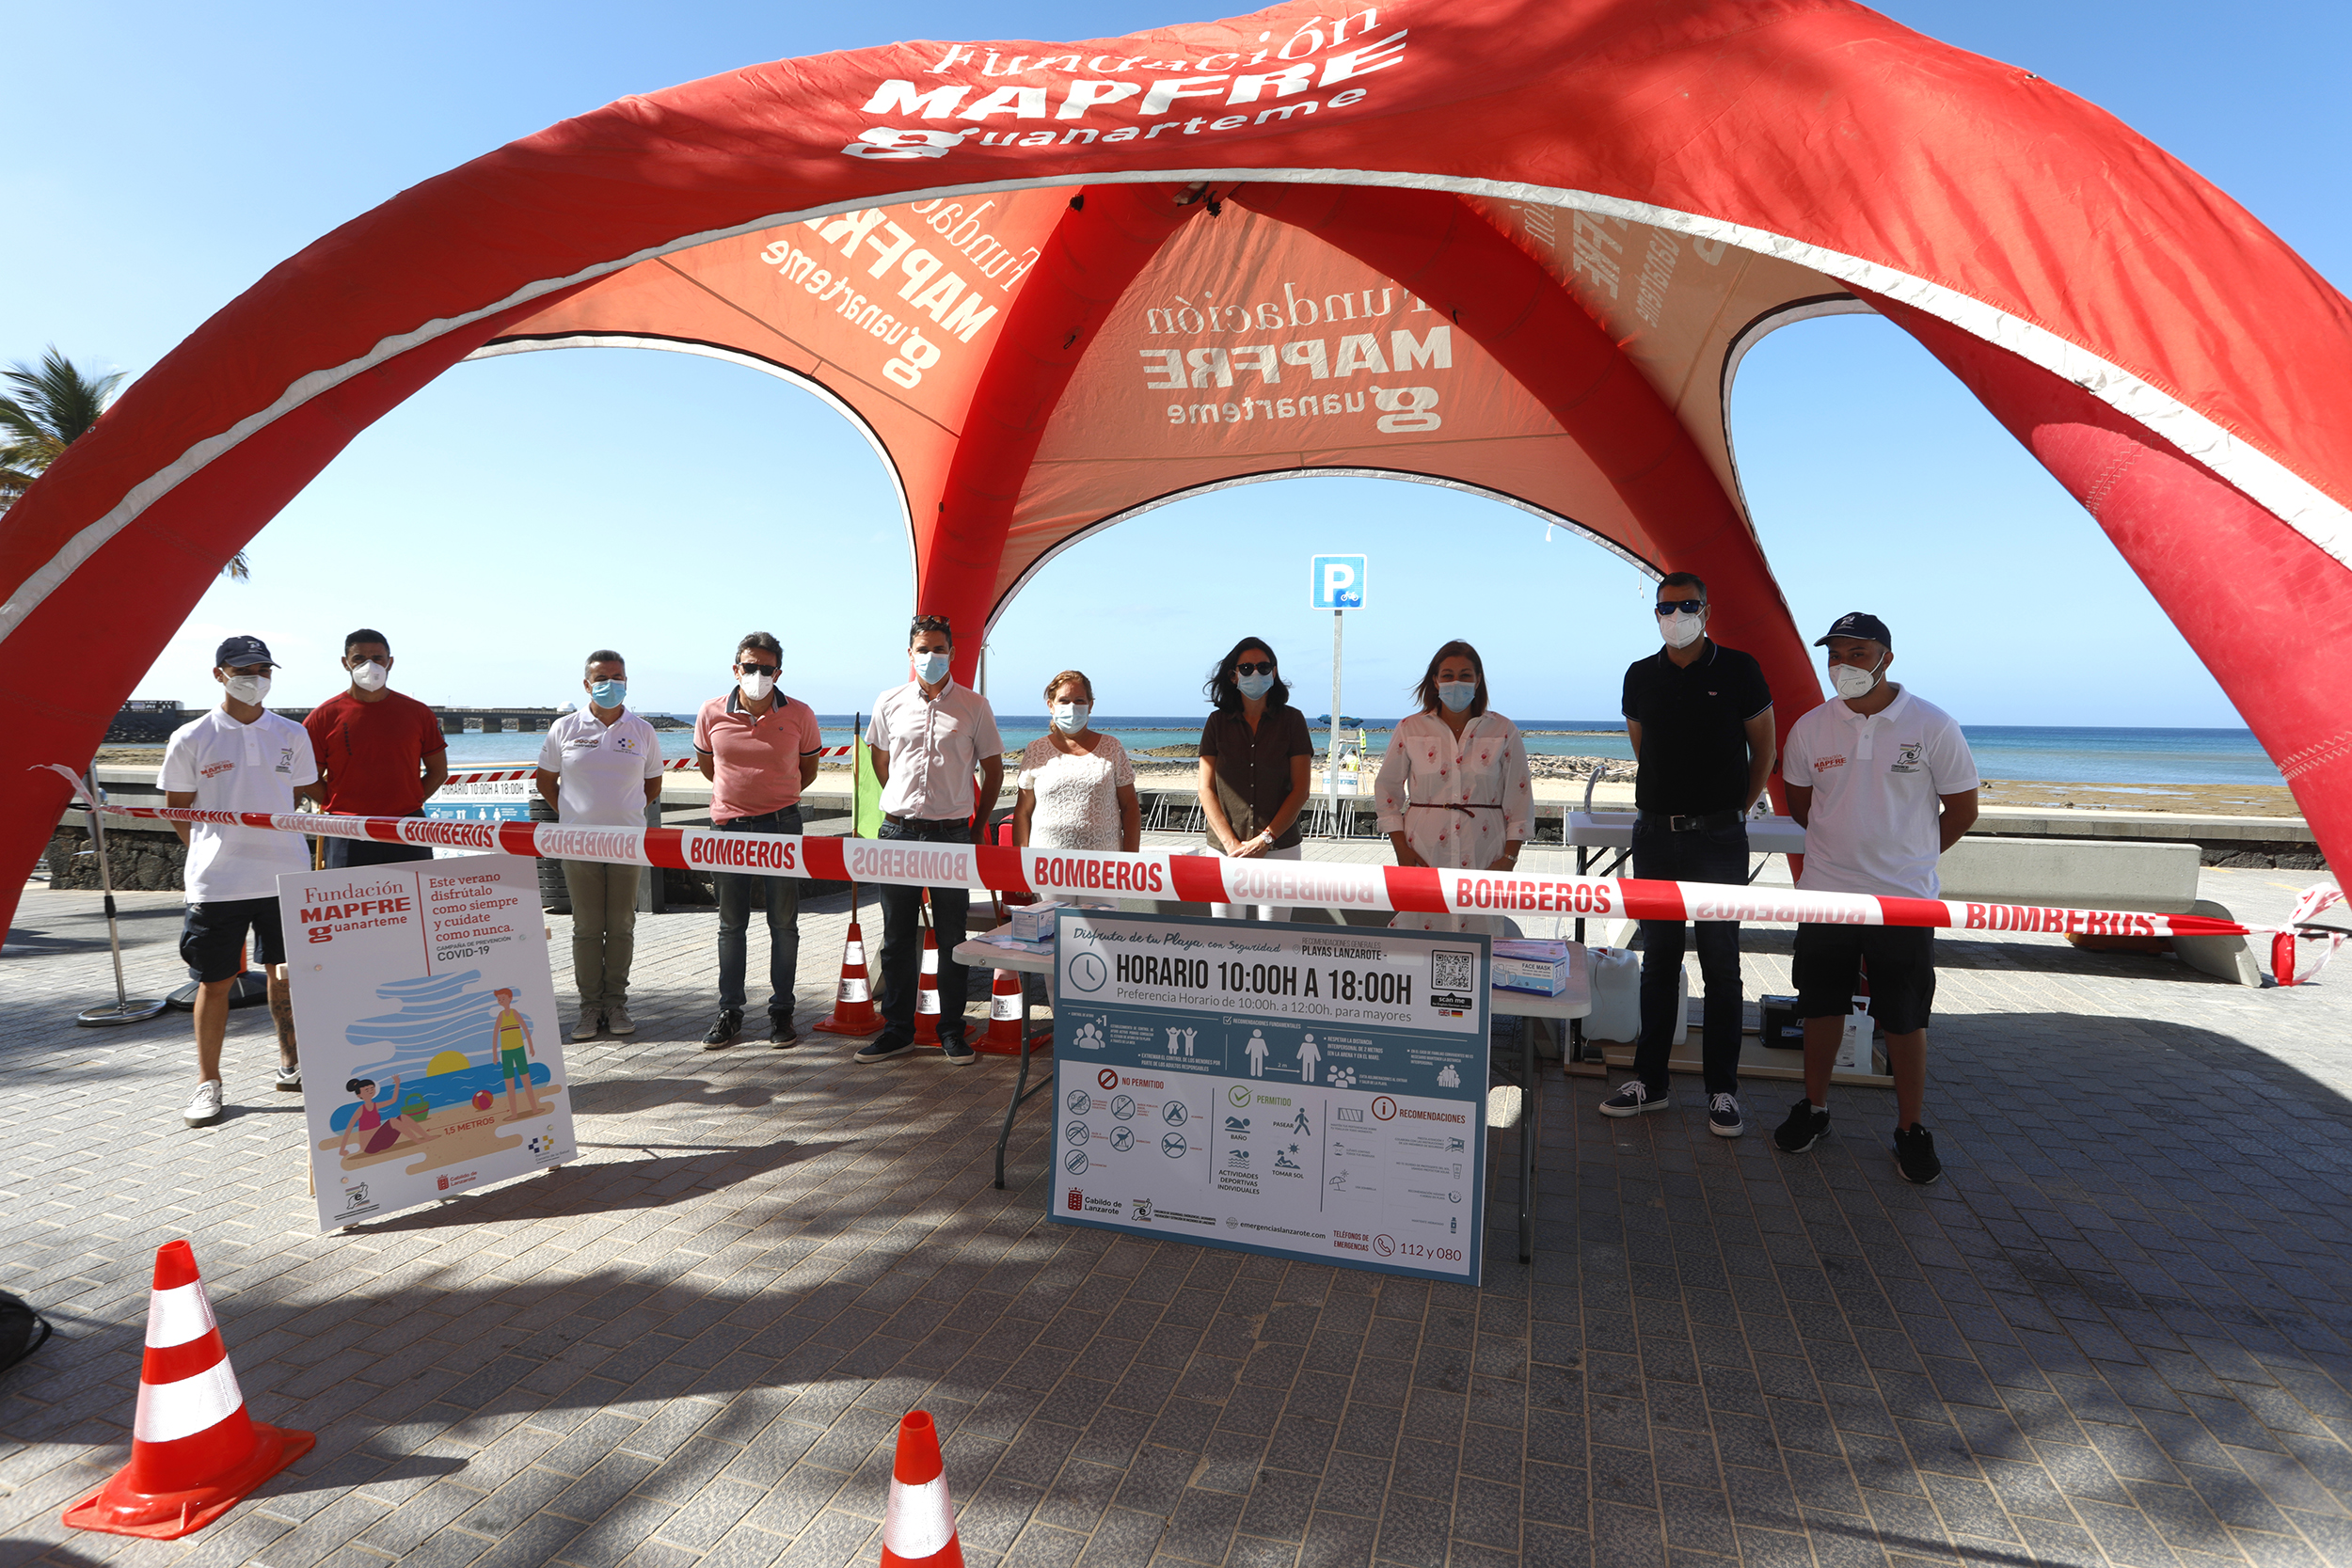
[1310,554,1367,610]
[1050,911,1489,1284]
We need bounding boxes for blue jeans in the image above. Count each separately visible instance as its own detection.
[1632,818,1751,1097]
[875,816,972,1046]
[714,805,803,1018]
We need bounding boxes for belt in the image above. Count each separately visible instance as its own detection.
[1640,809,1742,832]
[1406,802,1501,815]
[883,813,969,827]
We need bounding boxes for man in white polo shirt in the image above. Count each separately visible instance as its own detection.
[536,649,665,1042]
[159,635,320,1128]
[855,614,1003,1067]
[1774,612,1979,1184]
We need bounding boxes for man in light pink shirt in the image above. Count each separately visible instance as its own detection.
[693,631,824,1049]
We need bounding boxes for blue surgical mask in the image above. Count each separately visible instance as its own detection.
[913,650,950,685]
[1051,703,1091,734]
[1438,681,1477,713]
[588,679,626,707]
[1236,671,1274,701]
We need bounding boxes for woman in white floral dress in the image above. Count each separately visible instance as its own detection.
[1014,670,1141,853]
[1373,640,1534,935]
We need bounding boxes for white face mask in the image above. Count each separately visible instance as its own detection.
[1051,703,1091,734]
[1660,610,1705,650]
[223,673,271,705]
[1831,657,1884,701]
[349,660,388,691]
[738,671,775,701]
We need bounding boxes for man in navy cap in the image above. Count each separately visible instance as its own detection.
[1775,612,1979,1183]
[158,635,320,1128]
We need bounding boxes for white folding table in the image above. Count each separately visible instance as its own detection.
[958,928,1591,1264]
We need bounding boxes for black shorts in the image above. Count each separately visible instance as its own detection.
[180,897,286,982]
[1792,923,1937,1036]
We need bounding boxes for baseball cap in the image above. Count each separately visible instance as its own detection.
[215,634,279,670]
[1813,612,1891,648]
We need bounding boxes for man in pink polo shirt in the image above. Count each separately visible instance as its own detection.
[694,631,824,1048]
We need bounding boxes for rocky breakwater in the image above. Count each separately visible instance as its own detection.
[43,826,188,892]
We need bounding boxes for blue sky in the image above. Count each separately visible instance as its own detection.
[11,3,2346,727]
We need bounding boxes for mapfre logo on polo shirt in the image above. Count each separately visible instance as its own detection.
[1813,755,1847,773]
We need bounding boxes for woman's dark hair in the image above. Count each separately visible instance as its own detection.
[1203,638,1289,713]
[346,1078,374,1095]
[1412,640,1488,719]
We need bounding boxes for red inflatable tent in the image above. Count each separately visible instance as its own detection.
[7,0,2348,936]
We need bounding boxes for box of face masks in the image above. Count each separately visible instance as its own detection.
[1491,939,1570,996]
[1010,902,1064,943]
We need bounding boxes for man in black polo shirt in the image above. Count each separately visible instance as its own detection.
[1603,572,1776,1135]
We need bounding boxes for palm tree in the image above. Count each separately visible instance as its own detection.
[1,347,248,579]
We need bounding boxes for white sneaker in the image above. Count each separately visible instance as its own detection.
[184,1080,225,1127]
[605,1004,636,1037]
[571,1009,602,1042]
[274,1066,302,1092]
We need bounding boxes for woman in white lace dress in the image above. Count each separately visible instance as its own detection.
[1373,640,1534,935]
[1013,670,1140,853]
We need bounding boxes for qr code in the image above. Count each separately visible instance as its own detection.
[1430,949,1474,994]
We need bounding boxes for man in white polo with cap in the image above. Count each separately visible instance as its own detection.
[159,634,319,1128]
[1774,611,1979,1184]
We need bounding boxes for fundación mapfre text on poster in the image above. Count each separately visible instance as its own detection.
[1050,911,1491,1285]
[280,853,577,1231]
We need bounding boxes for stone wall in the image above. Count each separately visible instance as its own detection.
[44,827,188,891]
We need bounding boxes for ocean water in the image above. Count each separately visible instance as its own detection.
[433,718,2283,788]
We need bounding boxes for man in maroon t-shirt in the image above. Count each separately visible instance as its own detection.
[302,628,450,868]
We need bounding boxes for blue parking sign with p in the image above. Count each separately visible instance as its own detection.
[1311,555,1367,610]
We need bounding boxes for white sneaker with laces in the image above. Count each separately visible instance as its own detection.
[274,1066,302,1092]
[571,1009,602,1042]
[184,1080,225,1127]
[605,1004,636,1037]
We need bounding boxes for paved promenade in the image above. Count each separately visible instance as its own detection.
[4,852,2350,1568]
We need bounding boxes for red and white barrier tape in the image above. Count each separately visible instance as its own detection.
[437,747,855,787]
[74,800,2341,946]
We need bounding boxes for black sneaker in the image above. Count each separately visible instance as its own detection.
[1893,1124,1943,1185]
[770,1014,800,1049]
[1708,1094,1743,1137]
[701,1008,742,1050]
[941,1037,977,1066]
[854,1034,916,1064]
[1773,1098,1830,1153]
[1598,1082,1670,1117]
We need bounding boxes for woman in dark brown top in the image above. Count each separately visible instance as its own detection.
[1197,638,1314,921]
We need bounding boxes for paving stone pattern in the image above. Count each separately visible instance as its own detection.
[4,860,2351,1567]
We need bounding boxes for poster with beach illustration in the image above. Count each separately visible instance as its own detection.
[280,853,576,1229]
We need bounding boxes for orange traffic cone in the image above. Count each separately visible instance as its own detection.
[976,968,1029,1055]
[879,1409,962,1567]
[912,927,943,1046]
[811,920,882,1037]
[63,1241,313,1540]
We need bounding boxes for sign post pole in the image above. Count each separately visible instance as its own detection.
[1328,610,1343,809]
[1310,555,1367,829]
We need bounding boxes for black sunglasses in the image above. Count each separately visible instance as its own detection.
[1653,599,1707,616]
[736,661,779,676]
[1233,660,1276,676]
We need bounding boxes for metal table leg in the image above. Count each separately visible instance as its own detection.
[993,1013,1053,1190]
[1519,1018,1540,1264]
